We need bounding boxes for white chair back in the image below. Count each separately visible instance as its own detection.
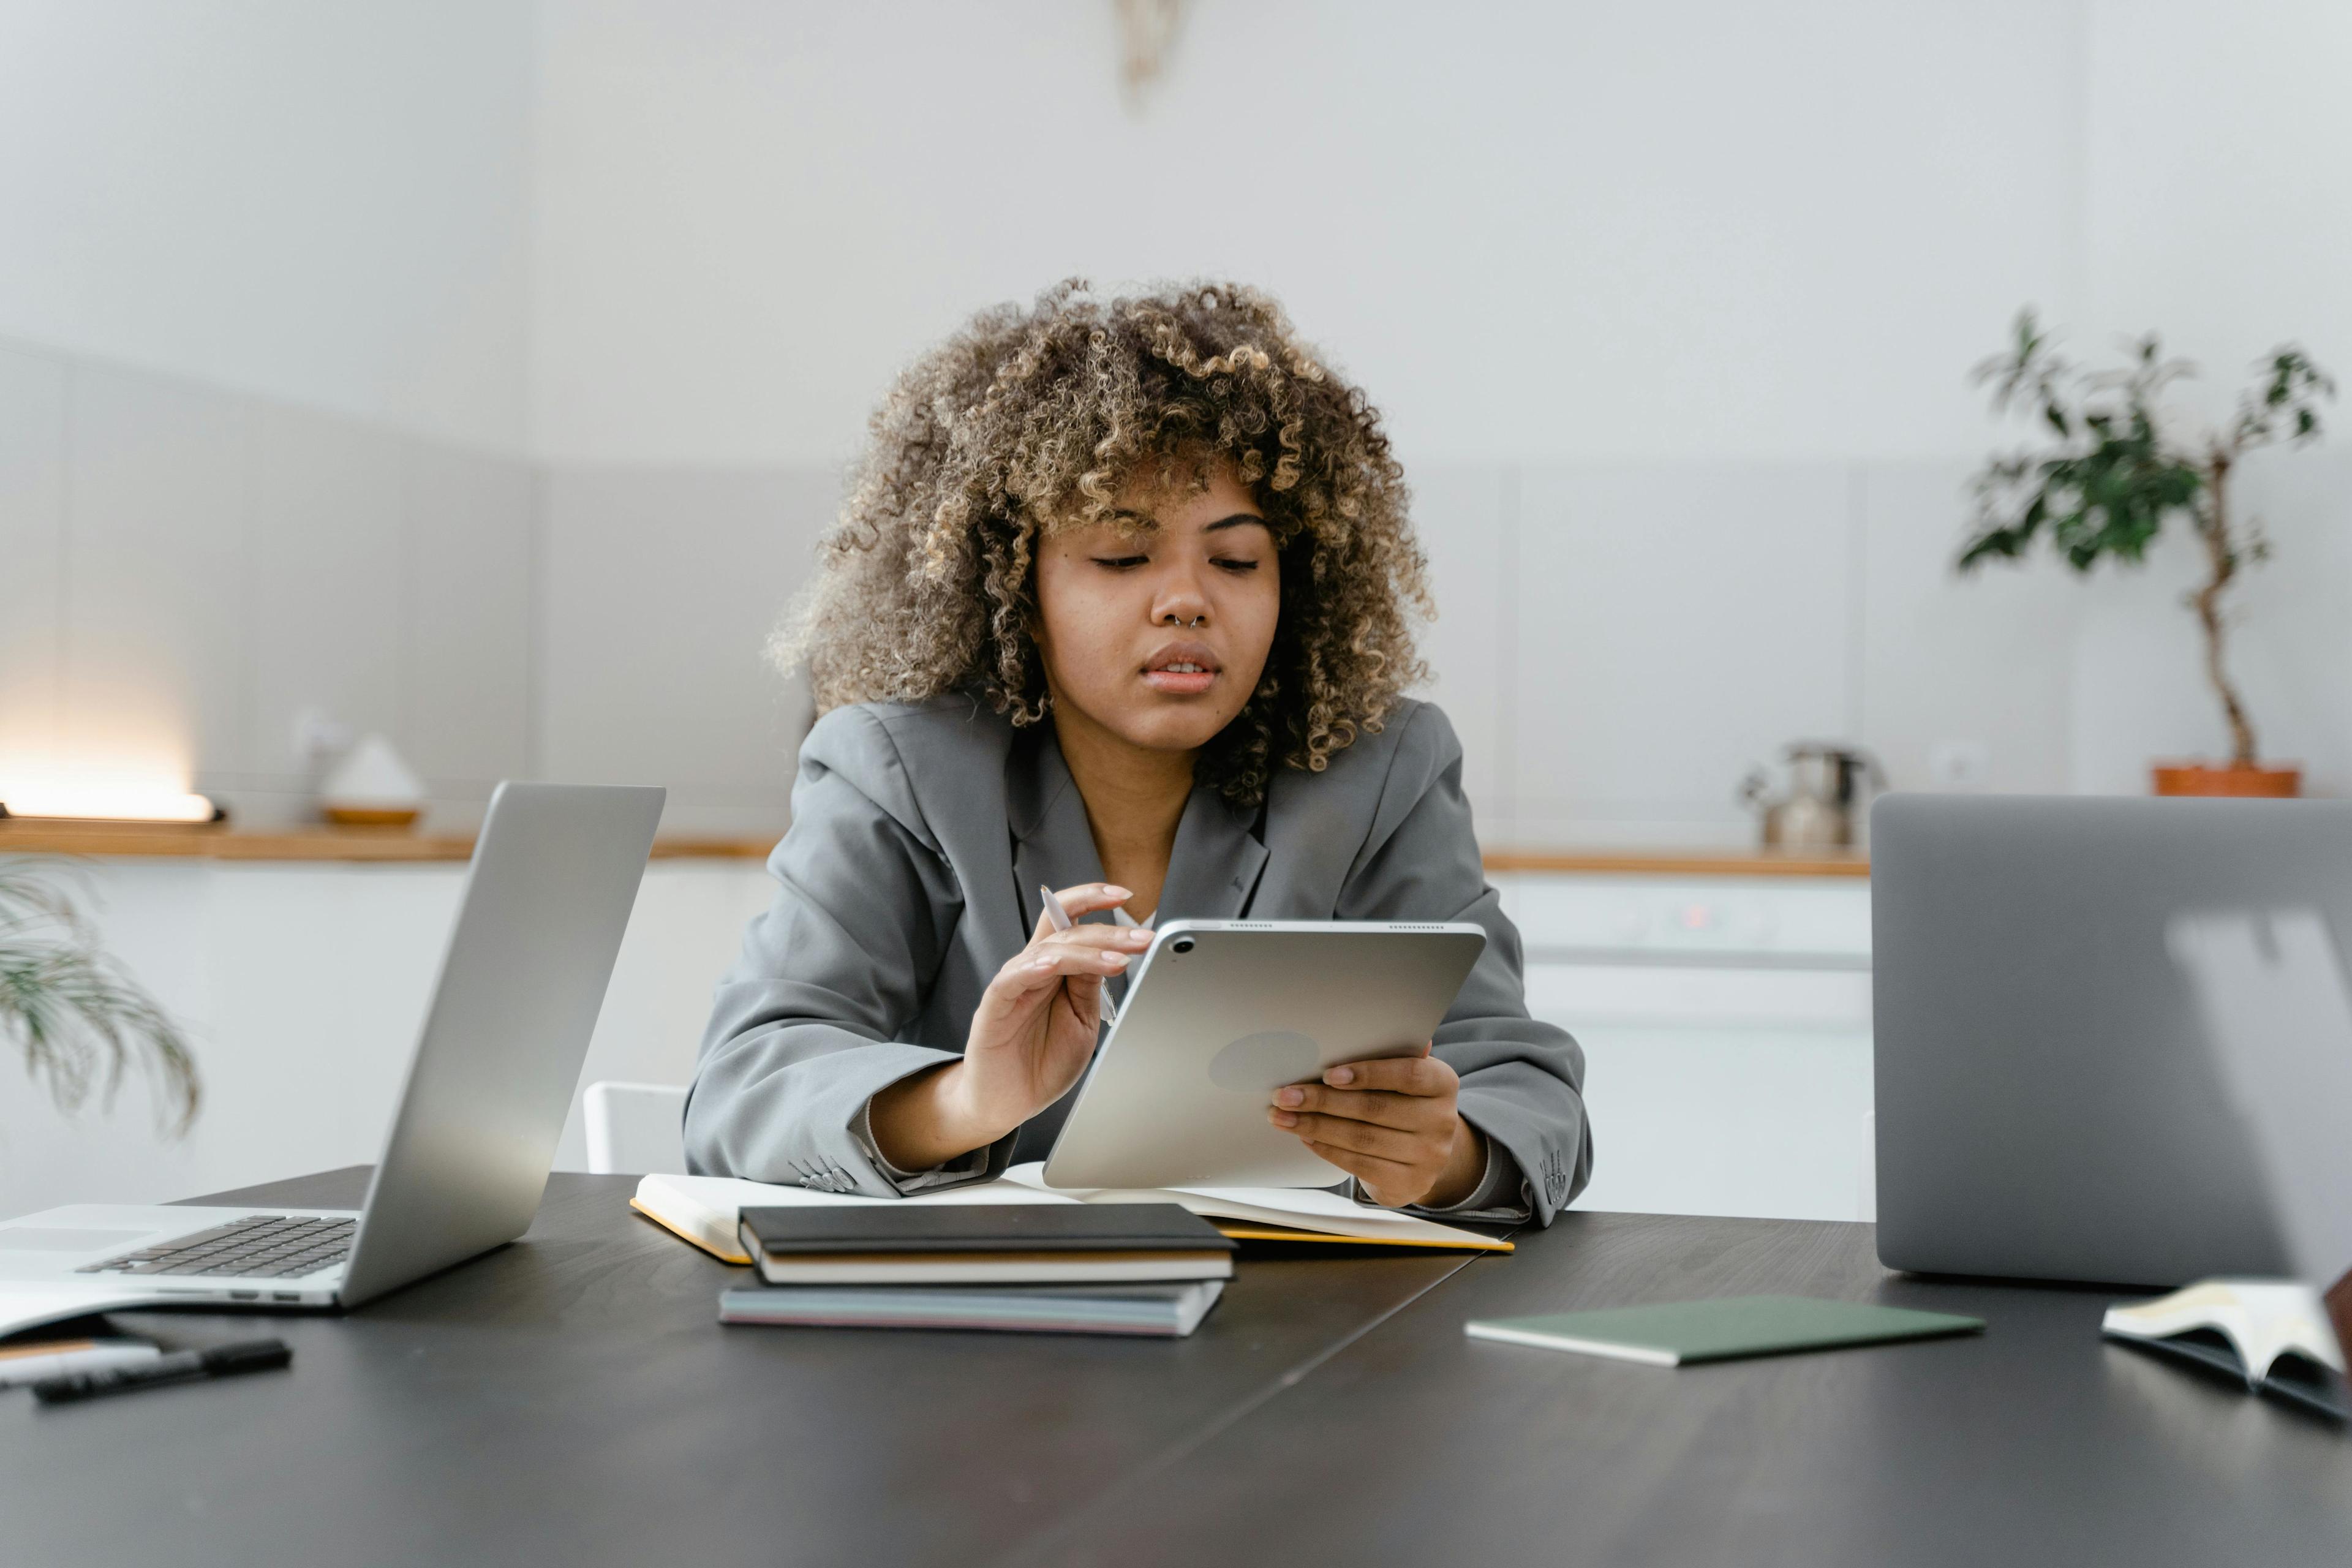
[583,1080,690,1175]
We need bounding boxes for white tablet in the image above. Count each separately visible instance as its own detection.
[1041,919,1488,1190]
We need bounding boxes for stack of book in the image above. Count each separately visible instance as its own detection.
[720,1203,1238,1338]
[633,1161,1515,1256]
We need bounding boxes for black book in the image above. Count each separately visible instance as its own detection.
[737,1202,1236,1286]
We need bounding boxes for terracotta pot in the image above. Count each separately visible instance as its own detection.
[2149,762,2302,797]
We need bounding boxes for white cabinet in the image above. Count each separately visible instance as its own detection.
[3,856,1876,1227]
[1498,873,1874,1223]
[0,858,776,1219]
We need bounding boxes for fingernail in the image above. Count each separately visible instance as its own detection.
[1325,1066,1354,1086]
[1030,956,1055,971]
[1104,952,1129,968]
[1270,1109,1298,1128]
[1104,885,1131,897]
[1275,1087,1303,1107]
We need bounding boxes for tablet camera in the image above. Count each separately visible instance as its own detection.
[1170,936,1195,954]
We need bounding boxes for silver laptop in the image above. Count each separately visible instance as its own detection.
[1869,794,2352,1288]
[0,781,663,1311]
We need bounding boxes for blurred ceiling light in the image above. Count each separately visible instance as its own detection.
[1115,0,1189,105]
[0,786,225,824]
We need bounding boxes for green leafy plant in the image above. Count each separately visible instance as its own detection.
[1961,311,2335,766]
[0,858,200,1134]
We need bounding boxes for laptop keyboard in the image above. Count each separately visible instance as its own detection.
[75,1214,356,1279]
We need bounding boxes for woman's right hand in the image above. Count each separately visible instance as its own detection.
[867,883,1151,1169]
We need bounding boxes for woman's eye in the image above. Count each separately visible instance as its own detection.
[1213,557,1261,573]
[1091,555,1150,570]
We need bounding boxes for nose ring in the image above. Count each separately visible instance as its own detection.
[1186,615,1204,627]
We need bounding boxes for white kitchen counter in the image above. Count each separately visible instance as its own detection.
[2,849,1876,1225]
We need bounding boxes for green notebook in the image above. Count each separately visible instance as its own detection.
[1464,1294,1985,1366]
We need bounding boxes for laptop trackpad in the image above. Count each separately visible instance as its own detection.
[0,1227,153,1253]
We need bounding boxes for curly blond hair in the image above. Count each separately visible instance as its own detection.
[774,279,1431,806]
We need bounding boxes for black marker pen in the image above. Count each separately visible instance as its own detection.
[32,1338,292,1404]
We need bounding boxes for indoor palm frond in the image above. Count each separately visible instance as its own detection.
[0,857,200,1136]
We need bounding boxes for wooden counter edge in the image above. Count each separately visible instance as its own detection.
[2,823,1864,876]
[0,824,776,862]
[1480,848,1869,878]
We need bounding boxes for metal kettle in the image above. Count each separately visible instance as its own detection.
[1738,743,1885,850]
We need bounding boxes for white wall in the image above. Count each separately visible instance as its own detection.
[6,0,2352,842]
[521,0,2352,839]
[0,341,818,836]
[0,1,536,452]
[530,0,2086,469]
[0,344,547,826]
[2084,0,2352,421]
[536,464,824,829]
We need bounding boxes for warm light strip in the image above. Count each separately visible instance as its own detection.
[0,788,222,824]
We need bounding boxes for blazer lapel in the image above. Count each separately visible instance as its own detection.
[1012,722,1271,926]
[1007,724,1110,934]
[887,695,1031,975]
[1157,785,1270,922]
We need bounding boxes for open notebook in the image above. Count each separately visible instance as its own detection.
[631,1161,1513,1263]
[2103,1279,2347,1420]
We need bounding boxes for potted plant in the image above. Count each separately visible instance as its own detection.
[1960,311,2335,796]
[1,858,200,1133]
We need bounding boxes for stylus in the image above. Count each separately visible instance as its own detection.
[1039,884,1121,1027]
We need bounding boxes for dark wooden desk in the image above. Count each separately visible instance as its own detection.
[7,1176,2349,1568]
[1018,1210,2352,1568]
[2,1169,1480,1568]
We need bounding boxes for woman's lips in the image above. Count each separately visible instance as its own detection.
[1142,666,1216,696]
[1142,639,1220,696]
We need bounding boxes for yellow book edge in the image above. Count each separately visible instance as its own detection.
[1212,1223,1512,1252]
[630,1196,752,1265]
[629,1196,1511,1261]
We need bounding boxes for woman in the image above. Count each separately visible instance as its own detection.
[686,281,1589,1223]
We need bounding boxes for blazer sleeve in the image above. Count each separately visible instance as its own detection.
[682,706,1007,1194]
[1334,704,1594,1224]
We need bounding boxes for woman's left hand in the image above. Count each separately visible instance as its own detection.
[1267,1044,1485,1209]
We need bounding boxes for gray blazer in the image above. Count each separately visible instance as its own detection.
[684,693,1592,1224]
